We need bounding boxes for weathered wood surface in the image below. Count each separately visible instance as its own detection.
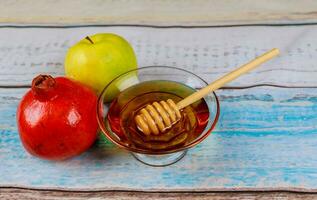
[2,1,317,199]
[1,0,317,26]
[1,25,317,87]
[2,189,317,200]
[1,87,317,191]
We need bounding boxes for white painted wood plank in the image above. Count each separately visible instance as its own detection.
[1,0,317,26]
[1,26,317,87]
[1,87,317,190]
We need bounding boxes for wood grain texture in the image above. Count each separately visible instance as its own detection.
[2,0,317,198]
[1,87,317,191]
[1,0,317,26]
[2,25,317,87]
[2,189,317,200]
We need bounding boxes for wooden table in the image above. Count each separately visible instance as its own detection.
[1,1,317,199]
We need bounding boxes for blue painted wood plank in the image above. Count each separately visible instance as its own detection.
[1,87,317,191]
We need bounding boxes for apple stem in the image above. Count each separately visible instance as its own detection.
[85,36,94,44]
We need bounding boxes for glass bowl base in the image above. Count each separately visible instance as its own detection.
[132,150,187,167]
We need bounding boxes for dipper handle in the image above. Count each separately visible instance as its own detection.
[176,48,279,109]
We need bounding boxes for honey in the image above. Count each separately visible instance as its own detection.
[106,80,209,152]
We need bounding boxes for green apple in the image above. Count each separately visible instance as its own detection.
[64,33,138,96]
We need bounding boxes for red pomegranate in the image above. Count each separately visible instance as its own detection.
[16,75,98,160]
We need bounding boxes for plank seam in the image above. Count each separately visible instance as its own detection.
[1,84,317,90]
[2,186,317,194]
[1,22,317,29]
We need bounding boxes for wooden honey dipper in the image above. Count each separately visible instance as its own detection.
[135,48,280,135]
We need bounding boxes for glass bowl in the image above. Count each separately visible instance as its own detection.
[97,66,220,166]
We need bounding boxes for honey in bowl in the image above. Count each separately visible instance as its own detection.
[106,80,209,152]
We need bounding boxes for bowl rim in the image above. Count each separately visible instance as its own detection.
[97,66,220,155]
